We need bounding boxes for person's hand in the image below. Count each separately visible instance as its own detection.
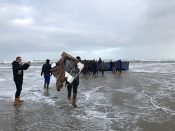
[73,60,78,66]
[27,61,31,65]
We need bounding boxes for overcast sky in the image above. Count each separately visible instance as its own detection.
[0,0,175,61]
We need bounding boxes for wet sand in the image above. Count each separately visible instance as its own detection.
[1,69,175,131]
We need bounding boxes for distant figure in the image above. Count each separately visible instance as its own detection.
[89,61,93,74]
[112,62,117,74]
[101,61,105,76]
[66,56,81,108]
[41,59,52,89]
[110,60,113,71]
[98,57,102,65]
[82,60,90,76]
[98,57,102,72]
[116,60,122,74]
[92,60,97,75]
[87,61,91,75]
[12,56,30,106]
[95,60,99,74]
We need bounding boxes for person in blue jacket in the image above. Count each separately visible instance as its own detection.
[41,59,52,89]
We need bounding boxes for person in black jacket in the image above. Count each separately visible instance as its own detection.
[41,59,52,89]
[116,59,122,74]
[66,56,81,108]
[110,60,113,71]
[12,56,30,106]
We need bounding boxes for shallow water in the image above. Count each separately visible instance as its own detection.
[0,62,175,131]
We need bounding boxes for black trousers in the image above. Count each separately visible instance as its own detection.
[67,83,78,99]
[14,80,23,98]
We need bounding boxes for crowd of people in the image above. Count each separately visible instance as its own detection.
[82,58,122,76]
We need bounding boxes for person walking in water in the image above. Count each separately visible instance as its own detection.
[101,61,105,76]
[66,56,81,108]
[112,62,117,74]
[41,59,52,89]
[110,60,113,71]
[116,59,122,74]
[12,56,30,106]
[98,57,102,72]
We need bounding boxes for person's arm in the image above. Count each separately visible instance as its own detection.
[41,65,44,76]
[21,63,30,70]
[50,65,52,76]
[13,62,30,71]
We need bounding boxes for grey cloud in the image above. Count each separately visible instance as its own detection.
[0,0,175,60]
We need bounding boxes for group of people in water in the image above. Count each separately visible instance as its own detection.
[82,58,122,76]
[12,56,122,108]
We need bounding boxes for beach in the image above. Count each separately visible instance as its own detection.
[0,61,175,131]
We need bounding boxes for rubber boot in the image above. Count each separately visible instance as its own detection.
[13,98,21,106]
[19,97,24,103]
[44,83,46,88]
